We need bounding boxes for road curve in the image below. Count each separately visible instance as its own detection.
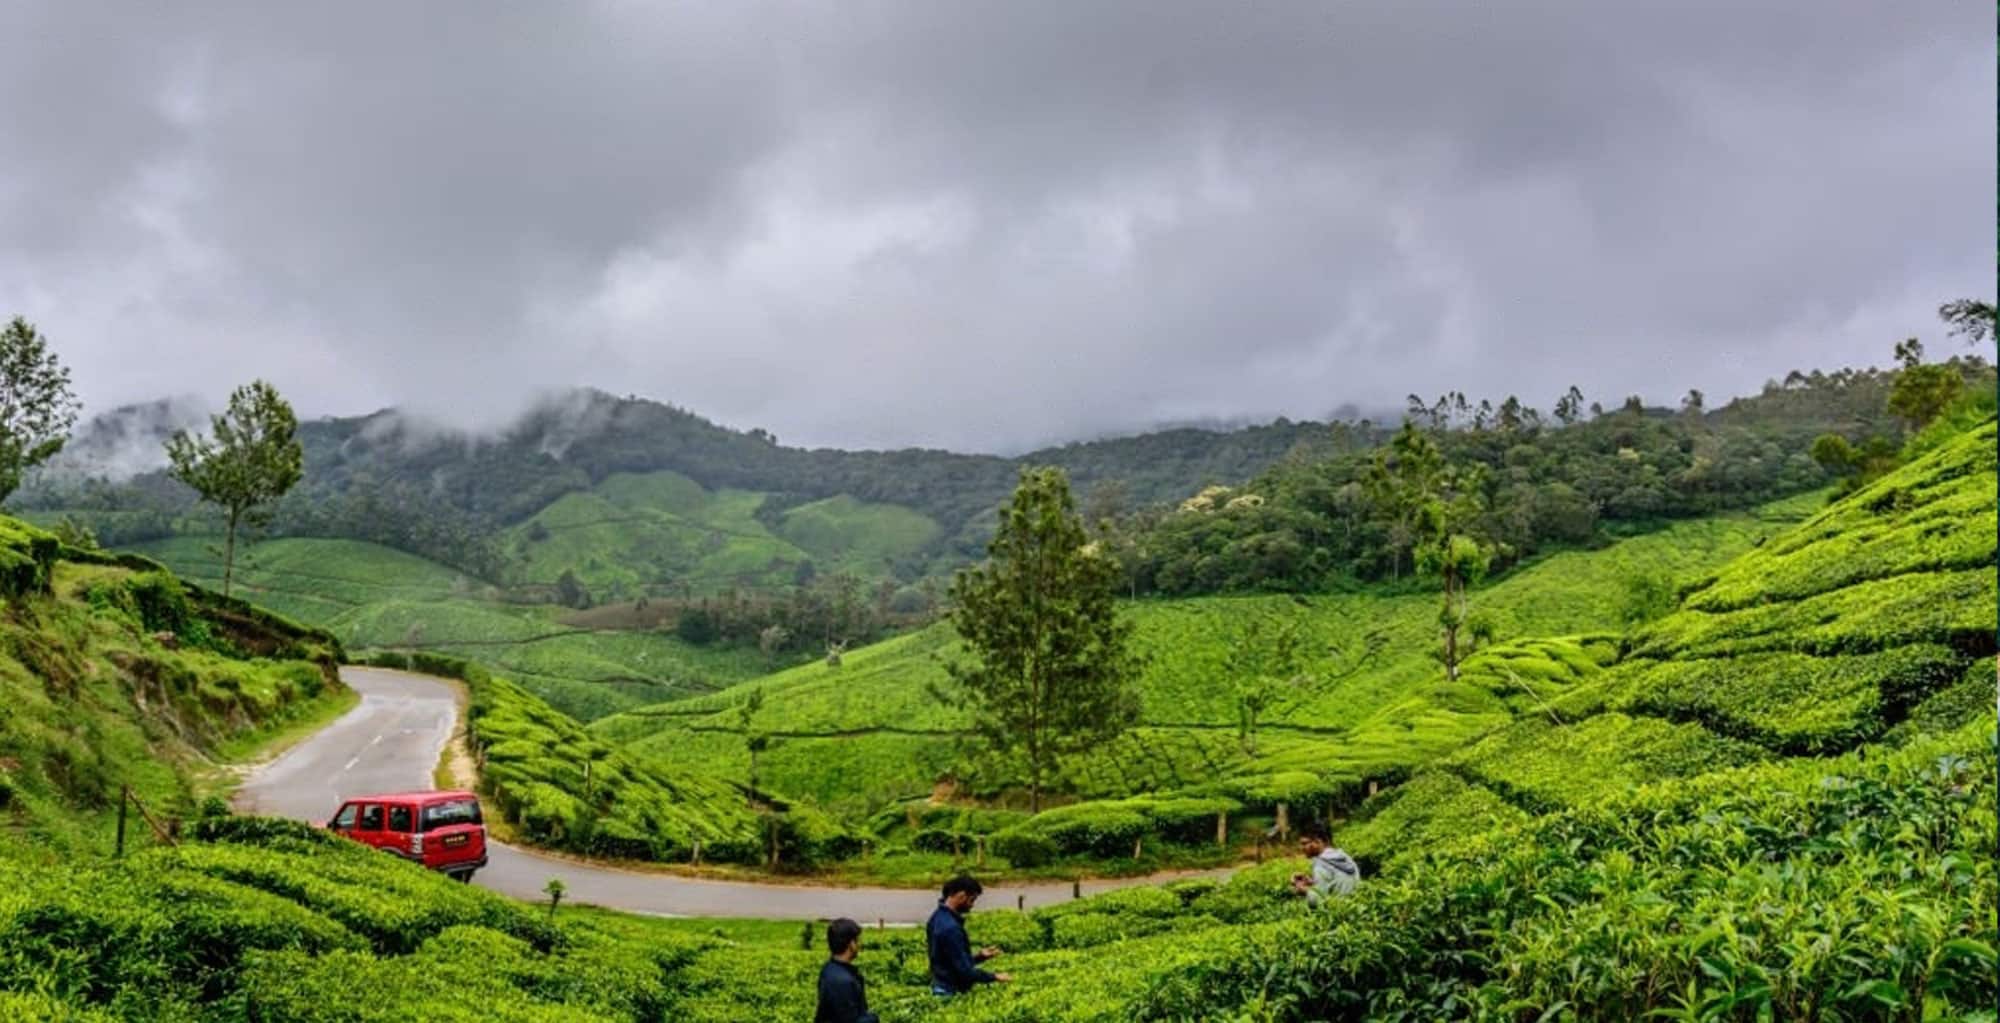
[235,667,1233,921]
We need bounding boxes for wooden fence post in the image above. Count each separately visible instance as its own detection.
[1216,810,1228,848]
[1276,802,1289,841]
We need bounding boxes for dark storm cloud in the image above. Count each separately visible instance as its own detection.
[1,1,1990,453]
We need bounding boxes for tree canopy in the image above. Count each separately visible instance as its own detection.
[165,380,304,596]
[0,317,80,505]
[933,466,1142,813]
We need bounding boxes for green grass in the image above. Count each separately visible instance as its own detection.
[210,682,361,766]
[0,539,344,864]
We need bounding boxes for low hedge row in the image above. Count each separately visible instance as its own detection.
[987,795,1241,865]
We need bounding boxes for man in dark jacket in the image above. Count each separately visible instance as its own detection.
[815,918,879,1023]
[926,875,1011,996]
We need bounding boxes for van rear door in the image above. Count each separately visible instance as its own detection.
[420,797,486,867]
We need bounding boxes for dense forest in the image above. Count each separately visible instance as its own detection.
[1104,353,1993,595]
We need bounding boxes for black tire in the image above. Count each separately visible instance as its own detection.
[452,869,475,883]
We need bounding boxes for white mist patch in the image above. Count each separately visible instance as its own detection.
[33,396,213,483]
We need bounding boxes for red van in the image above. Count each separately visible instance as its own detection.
[327,790,488,882]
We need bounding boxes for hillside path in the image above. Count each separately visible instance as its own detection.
[235,667,1235,921]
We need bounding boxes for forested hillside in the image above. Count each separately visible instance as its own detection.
[18,389,1343,589]
[1115,359,1990,594]
[17,358,1960,607]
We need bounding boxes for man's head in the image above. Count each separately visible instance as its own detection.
[1297,821,1329,858]
[941,875,984,912]
[827,917,863,960]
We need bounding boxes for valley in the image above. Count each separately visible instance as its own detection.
[0,364,1992,1020]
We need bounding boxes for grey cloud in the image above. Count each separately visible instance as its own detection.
[1,1,1989,453]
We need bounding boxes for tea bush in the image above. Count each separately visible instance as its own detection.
[1614,644,1966,753]
[1683,421,1997,613]
[448,654,864,867]
[1118,724,1997,1022]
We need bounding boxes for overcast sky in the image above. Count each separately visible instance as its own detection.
[2,3,1991,453]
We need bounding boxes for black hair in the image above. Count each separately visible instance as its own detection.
[941,875,984,900]
[1298,821,1330,842]
[827,917,863,955]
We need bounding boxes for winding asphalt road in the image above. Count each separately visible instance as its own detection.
[234,667,1231,921]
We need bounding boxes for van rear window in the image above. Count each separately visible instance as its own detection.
[421,799,482,831]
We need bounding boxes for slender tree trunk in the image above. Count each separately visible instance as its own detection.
[223,506,240,598]
[1442,571,1463,681]
[1444,618,1459,681]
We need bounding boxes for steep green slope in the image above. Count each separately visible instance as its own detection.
[591,494,1820,815]
[1344,417,1997,871]
[0,523,347,861]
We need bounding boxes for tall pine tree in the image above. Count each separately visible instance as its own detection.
[934,466,1141,813]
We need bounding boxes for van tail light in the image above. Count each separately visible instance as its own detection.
[410,834,425,856]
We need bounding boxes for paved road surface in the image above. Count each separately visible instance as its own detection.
[236,667,1234,921]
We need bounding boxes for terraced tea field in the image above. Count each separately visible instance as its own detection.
[592,491,1824,811]
[504,469,942,600]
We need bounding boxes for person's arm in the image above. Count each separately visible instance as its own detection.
[947,923,997,986]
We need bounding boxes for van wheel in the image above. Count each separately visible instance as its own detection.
[452,869,475,884]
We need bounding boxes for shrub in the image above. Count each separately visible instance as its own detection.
[988,829,1058,868]
[127,572,210,645]
[1617,644,1967,754]
[1137,796,1238,845]
[1031,806,1151,857]
[910,828,963,854]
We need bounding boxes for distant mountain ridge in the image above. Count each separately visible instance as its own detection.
[16,387,1353,590]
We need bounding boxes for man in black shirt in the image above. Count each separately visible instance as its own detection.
[815,918,879,1023]
[926,875,1011,997]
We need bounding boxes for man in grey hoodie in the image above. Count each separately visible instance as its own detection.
[1289,821,1360,906]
